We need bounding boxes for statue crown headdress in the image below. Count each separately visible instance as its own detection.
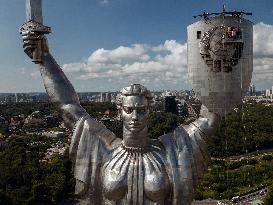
[116,84,153,109]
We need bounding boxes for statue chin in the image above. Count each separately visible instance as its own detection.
[123,126,149,148]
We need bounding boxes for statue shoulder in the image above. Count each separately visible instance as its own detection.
[158,125,209,189]
[72,115,121,151]
[158,125,206,155]
[159,127,192,152]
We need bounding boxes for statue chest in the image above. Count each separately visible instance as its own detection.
[102,144,170,204]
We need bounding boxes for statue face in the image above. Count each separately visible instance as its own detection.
[121,95,149,134]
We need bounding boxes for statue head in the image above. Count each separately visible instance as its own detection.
[117,84,153,147]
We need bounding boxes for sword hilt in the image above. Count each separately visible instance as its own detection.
[20,20,51,64]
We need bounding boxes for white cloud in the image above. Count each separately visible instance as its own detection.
[63,63,86,73]
[30,71,40,79]
[62,22,273,91]
[62,40,188,89]
[99,0,109,5]
[18,67,26,75]
[253,22,273,84]
[88,44,149,64]
[253,22,273,58]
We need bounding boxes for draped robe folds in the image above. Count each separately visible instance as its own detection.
[69,115,210,205]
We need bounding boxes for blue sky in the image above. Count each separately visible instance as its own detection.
[0,0,273,92]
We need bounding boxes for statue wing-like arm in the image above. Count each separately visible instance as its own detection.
[183,105,220,185]
[21,33,120,149]
[21,32,87,129]
[158,105,220,203]
[39,52,87,129]
[190,105,220,137]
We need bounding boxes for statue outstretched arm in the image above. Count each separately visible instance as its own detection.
[158,105,220,203]
[188,105,221,138]
[21,33,87,129]
[182,105,220,186]
[21,31,120,150]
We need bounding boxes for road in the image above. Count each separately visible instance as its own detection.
[236,188,267,204]
[192,188,268,205]
[211,148,273,161]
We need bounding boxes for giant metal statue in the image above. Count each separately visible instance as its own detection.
[20,1,252,205]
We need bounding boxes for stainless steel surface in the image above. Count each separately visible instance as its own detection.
[26,0,43,23]
[20,4,221,204]
[187,16,253,116]
[68,89,218,204]
[20,0,51,64]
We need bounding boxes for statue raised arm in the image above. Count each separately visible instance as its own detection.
[22,33,86,129]
[20,7,220,205]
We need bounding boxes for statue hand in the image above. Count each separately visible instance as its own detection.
[21,31,49,62]
[199,104,221,128]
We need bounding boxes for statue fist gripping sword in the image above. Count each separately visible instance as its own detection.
[20,0,51,63]
[20,1,220,204]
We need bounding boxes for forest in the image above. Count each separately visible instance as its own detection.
[1,101,273,204]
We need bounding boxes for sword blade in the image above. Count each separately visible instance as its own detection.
[26,0,43,24]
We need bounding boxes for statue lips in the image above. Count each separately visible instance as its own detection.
[128,122,142,131]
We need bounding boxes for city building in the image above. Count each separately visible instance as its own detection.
[105,92,111,102]
[100,92,106,102]
[164,95,178,114]
[266,89,271,98]
[42,131,65,138]
[249,84,256,96]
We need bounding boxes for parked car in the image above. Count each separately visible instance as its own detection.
[231,196,240,203]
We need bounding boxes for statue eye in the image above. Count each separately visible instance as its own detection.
[138,108,147,113]
[123,107,133,114]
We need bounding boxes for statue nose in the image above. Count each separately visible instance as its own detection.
[132,110,138,121]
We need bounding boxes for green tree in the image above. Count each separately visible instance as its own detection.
[148,112,183,139]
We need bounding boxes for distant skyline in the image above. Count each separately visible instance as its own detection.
[0,0,273,92]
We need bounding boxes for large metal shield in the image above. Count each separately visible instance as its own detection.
[187,16,253,116]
